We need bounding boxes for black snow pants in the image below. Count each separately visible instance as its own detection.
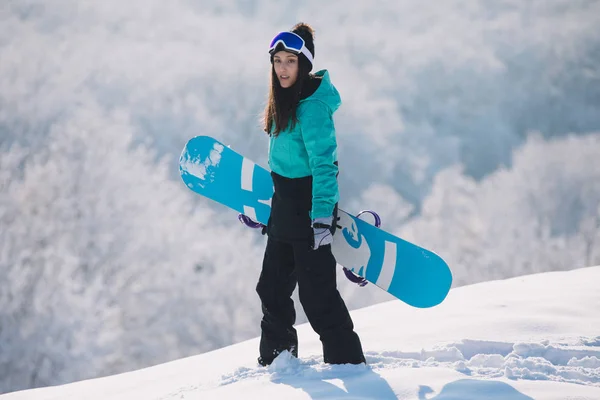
[256,171,365,365]
[256,235,365,366]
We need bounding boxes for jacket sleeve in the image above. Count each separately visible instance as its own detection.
[298,100,339,220]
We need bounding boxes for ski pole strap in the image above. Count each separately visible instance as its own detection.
[356,210,382,228]
[342,267,368,287]
[238,214,266,229]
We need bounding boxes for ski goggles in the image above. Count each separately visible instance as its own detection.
[268,31,313,66]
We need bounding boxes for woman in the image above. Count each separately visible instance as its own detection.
[256,22,366,366]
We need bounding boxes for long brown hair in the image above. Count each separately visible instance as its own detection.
[263,54,312,136]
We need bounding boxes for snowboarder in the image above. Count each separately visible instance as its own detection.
[255,22,366,366]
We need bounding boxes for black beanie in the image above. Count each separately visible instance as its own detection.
[269,23,316,75]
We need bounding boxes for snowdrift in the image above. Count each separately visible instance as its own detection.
[4,267,600,399]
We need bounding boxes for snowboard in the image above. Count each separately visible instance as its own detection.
[179,135,452,308]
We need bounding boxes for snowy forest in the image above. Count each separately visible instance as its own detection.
[1,0,600,394]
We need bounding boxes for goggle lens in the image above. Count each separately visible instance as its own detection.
[268,32,305,54]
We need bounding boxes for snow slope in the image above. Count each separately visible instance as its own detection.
[4,267,600,399]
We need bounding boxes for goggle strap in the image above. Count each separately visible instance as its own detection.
[299,46,314,65]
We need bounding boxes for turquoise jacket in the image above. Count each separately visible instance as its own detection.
[268,70,340,220]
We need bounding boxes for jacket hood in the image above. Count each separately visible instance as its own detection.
[301,70,341,113]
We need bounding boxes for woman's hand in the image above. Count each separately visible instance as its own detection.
[312,216,333,250]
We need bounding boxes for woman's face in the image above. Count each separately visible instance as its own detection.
[272,50,299,88]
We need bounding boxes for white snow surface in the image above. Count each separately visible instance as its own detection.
[4,267,600,400]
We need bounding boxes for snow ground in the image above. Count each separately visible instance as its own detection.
[4,266,600,400]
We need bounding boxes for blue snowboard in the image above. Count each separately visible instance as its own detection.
[179,136,452,308]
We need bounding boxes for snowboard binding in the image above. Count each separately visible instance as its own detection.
[238,210,382,288]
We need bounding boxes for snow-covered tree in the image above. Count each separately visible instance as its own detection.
[0,103,264,392]
[402,133,600,286]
